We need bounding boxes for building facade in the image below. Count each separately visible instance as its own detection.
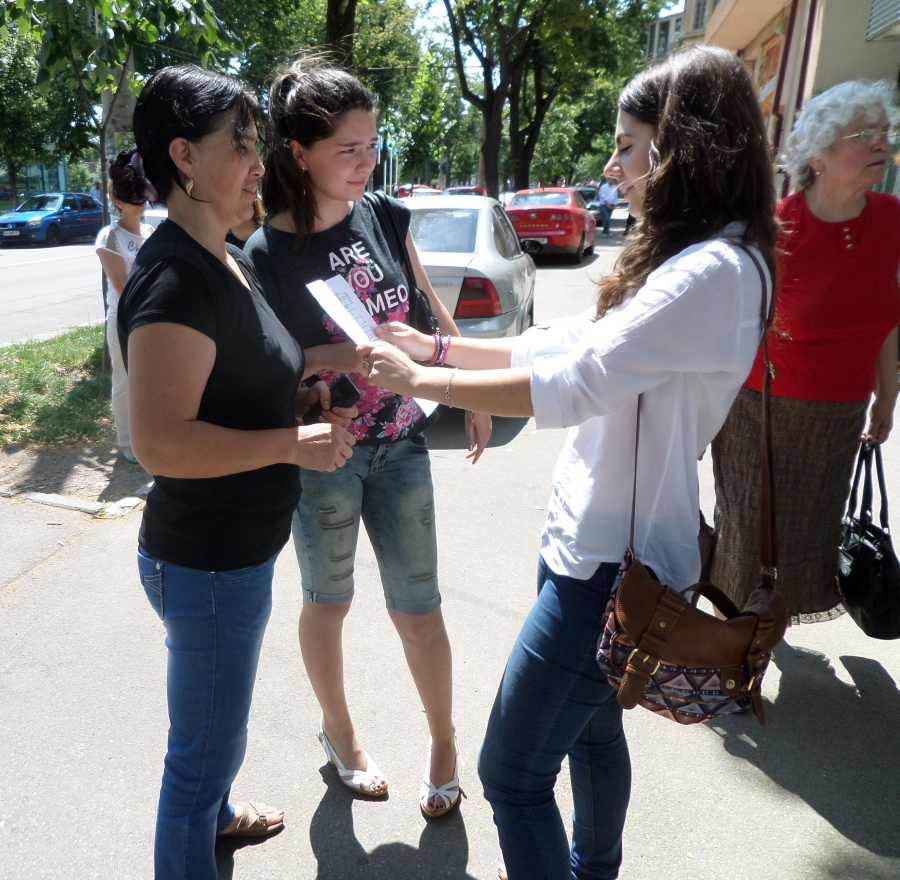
[646,0,900,194]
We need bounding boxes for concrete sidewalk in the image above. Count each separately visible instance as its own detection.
[1,410,899,880]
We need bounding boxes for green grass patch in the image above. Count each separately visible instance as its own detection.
[0,324,114,447]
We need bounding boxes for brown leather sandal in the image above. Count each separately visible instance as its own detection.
[216,801,284,838]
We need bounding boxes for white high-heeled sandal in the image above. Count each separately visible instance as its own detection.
[317,720,388,797]
[420,736,460,818]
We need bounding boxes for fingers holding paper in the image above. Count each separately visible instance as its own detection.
[358,342,422,399]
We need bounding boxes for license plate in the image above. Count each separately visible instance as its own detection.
[2,230,20,237]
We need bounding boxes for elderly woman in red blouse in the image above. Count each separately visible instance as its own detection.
[712,79,900,624]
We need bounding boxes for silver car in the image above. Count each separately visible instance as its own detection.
[407,195,536,338]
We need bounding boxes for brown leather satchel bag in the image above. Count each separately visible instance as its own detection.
[596,244,788,726]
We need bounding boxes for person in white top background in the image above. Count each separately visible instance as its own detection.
[597,176,619,237]
[360,46,777,880]
[95,149,156,462]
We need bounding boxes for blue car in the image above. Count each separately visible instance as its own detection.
[0,192,103,245]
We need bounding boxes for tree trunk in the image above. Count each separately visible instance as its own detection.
[480,95,505,199]
[325,0,359,66]
[8,160,19,209]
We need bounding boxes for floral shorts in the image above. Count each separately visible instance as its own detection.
[291,434,440,614]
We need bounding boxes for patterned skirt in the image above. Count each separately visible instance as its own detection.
[710,387,868,624]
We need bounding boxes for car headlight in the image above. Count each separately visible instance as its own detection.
[26,217,41,226]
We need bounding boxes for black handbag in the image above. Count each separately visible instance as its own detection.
[837,441,900,640]
[363,191,439,335]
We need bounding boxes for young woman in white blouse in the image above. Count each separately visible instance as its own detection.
[361,47,777,880]
[95,149,155,462]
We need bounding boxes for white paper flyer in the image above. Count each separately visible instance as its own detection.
[306,275,439,416]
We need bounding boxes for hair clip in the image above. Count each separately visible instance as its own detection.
[128,150,160,202]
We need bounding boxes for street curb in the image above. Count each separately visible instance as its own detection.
[0,482,152,518]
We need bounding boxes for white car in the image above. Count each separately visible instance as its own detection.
[407,195,536,338]
[141,206,168,229]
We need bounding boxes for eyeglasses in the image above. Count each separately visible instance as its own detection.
[838,126,898,145]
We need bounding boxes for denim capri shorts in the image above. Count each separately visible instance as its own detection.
[291,433,440,615]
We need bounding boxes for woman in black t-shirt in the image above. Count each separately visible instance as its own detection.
[246,58,491,818]
[118,66,356,880]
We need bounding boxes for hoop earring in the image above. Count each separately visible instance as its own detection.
[185,177,194,197]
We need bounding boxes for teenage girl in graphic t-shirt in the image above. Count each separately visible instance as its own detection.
[94,149,155,463]
[245,57,491,818]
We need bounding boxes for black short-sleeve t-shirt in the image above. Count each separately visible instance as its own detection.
[244,197,435,445]
[117,219,304,571]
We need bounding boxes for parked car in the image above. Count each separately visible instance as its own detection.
[142,206,168,229]
[443,185,488,196]
[504,187,597,262]
[0,192,102,245]
[409,187,443,197]
[397,183,440,198]
[407,195,535,339]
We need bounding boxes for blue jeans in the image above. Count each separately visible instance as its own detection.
[137,546,276,880]
[599,205,613,236]
[292,434,440,614]
[478,558,631,880]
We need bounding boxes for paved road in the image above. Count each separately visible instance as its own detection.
[2,227,899,880]
[0,241,103,346]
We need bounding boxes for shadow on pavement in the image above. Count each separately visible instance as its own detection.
[709,640,900,858]
[425,406,530,451]
[304,768,479,880]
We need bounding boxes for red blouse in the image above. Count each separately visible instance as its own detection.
[744,190,900,401]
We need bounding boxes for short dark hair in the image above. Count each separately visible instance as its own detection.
[132,65,261,204]
[263,55,380,240]
[597,47,777,316]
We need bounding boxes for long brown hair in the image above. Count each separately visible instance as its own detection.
[597,47,777,317]
[262,54,380,242]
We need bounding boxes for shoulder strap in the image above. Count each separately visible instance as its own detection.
[363,190,418,288]
[628,242,778,590]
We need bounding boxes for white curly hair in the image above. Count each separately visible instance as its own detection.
[783,80,900,188]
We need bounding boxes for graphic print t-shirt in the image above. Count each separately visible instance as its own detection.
[245,197,435,445]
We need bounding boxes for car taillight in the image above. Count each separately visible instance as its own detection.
[455,276,502,319]
[548,213,572,221]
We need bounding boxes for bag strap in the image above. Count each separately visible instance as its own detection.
[846,442,868,523]
[875,442,890,531]
[363,190,418,289]
[628,241,778,590]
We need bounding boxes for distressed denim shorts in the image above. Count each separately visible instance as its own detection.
[291,433,440,615]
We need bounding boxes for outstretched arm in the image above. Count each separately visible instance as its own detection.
[375,321,517,371]
[360,341,533,417]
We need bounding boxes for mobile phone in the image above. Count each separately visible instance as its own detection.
[303,374,362,424]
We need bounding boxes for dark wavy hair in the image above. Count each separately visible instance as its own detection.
[596,47,777,317]
[107,148,149,205]
[263,54,380,241]
[132,65,262,204]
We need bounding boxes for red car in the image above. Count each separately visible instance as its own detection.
[504,187,597,262]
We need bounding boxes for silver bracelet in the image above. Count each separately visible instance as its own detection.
[445,367,459,402]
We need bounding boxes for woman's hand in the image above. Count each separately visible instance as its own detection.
[293,423,356,471]
[358,342,422,398]
[466,411,492,464]
[375,321,435,362]
[303,341,366,378]
[296,380,358,426]
[864,396,895,444]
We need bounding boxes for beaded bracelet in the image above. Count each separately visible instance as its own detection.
[438,335,452,367]
[428,333,441,366]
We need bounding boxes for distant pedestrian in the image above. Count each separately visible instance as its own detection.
[361,45,776,880]
[622,212,636,236]
[711,79,900,624]
[89,181,102,203]
[94,149,154,463]
[598,176,618,236]
[246,55,491,818]
[118,64,355,880]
